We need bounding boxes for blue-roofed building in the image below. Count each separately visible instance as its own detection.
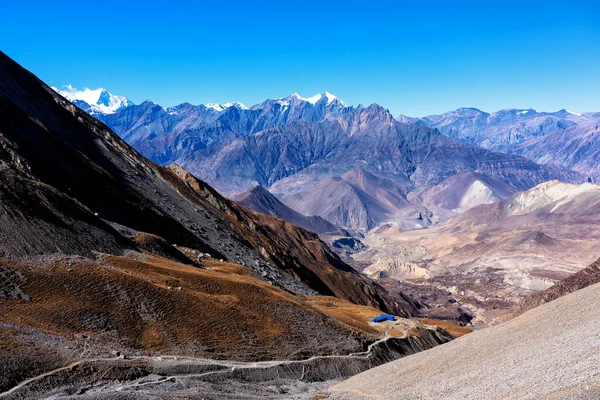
[372,314,395,323]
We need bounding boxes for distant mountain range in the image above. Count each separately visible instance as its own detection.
[400,107,600,181]
[398,107,584,151]
[52,86,594,232]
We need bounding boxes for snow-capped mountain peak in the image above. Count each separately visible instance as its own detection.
[204,101,248,112]
[324,91,344,105]
[287,92,346,106]
[52,85,133,114]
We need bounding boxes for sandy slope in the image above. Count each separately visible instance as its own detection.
[329,281,600,399]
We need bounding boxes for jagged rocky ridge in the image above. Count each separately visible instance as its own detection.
[89,92,584,232]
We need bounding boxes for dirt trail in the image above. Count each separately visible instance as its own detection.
[0,334,394,397]
[0,357,121,398]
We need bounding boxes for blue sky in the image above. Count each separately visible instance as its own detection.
[1,0,599,116]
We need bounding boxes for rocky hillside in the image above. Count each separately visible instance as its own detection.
[506,257,600,319]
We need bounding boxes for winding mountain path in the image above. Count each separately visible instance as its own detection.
[0,334,395,397]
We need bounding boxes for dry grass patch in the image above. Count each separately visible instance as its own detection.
[0,255,370,361]
[308,296,416,338]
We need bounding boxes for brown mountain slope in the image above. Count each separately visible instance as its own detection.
[164,164,419,315]
[0,255,373,362]
[0,254,452,396]
[0,49,416,315]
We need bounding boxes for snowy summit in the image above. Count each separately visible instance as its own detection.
[204,101,248,111]
[52,85,133,114]
[290,92,346,106]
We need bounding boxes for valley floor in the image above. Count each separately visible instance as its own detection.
[345,203,600,326]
